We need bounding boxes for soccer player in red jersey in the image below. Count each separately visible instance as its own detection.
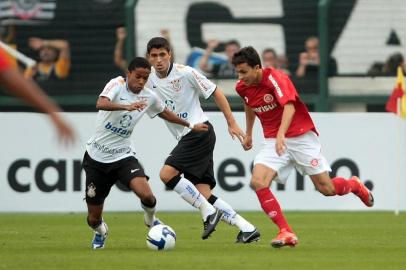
[0,48,74,143]
[232,46,374,248]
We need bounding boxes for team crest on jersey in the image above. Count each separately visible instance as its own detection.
[263,94,274,103]
[87,183,96,198]
[170,79,181,92]
[311,159,319,167]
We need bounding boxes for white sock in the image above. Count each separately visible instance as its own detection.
[213,198,255,232]
[92,219,108,236]
[141,202,156,226]
[173,177,215,220]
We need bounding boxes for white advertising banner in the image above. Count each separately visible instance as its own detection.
[0,112,405,212]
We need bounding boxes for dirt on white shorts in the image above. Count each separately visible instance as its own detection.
[254,131,331,184]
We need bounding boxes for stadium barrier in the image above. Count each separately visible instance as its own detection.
[0,112,405,212]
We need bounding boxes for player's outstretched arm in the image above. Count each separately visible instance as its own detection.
[96,97,146,111]
[158,108,208,132]
[212,87,245,142]
[0,67,75,144]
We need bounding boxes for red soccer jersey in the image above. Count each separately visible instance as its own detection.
[236,67,317,138]
[0,49,11,72]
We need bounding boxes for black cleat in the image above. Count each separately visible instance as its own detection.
[202,209,223,240]
[235,228,261,243]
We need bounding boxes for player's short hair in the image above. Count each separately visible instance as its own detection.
[147,37,171,54]
[232,46,261,68]
[128,57,151,72]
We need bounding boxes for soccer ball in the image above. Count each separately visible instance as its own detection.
[146,224,176,251]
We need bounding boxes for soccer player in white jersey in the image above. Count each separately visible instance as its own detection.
[83,57,208,249]
[145,37,260,243]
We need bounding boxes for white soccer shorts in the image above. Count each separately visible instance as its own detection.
[254,131,331,184]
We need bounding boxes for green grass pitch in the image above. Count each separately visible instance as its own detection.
[0,211,405,270]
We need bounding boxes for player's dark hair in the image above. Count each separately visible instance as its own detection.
[147,37,171,54]
[232,46,262,68]
[127,57,151,72]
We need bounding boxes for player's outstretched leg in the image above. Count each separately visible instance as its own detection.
[207,195,260,243]
[349,176,374,207]
[87,217,108,249]
[330,176,374,207]
[163,174,222,239]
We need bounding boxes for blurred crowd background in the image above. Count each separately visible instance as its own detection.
[1,0,405,112]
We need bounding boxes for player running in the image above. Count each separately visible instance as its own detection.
[231,46,374,248]
[83,57,208,249]
[145,37,260,242]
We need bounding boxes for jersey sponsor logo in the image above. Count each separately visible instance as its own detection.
[268,74,283,98]
[105,122,132,137]
[176,112,188,119]
[252,103,277,113]
[130,168,140,173]
[244,96,249,103]
[263,94,274,103]
[191,70,209,91]
[89,140,131,155]
[170,79,182,92]
[119,97,127,101]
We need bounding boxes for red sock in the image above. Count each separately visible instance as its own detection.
[255,188,292,233]
[332,177,359,195]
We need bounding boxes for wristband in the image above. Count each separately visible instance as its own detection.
[188,123,194,129]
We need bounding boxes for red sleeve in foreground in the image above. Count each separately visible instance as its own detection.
[0,49,11,72]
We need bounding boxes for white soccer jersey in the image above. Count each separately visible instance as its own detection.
[86,76,165,163]
[146,63,216,140]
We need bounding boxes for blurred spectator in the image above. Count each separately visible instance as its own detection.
[276,54,290,75]
[114,26,128,73]
[295,36,337,78]
[114,27,175,73]
[382,52,405,76]
[367,62,384,77]
[262,48,277,68]
[0,48,75,143]
[367,52,406,76]
[199,39,240,78]
[24,37,70,82]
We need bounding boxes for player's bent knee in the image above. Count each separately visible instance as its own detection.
[250,176,266,190]
[159,166,178,183]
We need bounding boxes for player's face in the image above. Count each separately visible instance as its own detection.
[148,48,171,74]
[235,63,260,85]
[127,67,151,94]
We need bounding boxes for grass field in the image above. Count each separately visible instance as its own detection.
[0,211,405,270]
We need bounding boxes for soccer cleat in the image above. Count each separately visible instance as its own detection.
[92,232,107,249]
[271,229,298,248]
[352,176,374,207]
[235,228,261,243]
[201,209,223,240]
[144,216,163,228]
